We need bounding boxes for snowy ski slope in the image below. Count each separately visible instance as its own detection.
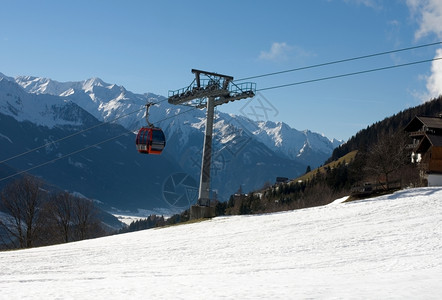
[0,187,441,299]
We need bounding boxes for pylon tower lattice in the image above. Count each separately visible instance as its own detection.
[168,69,256,219]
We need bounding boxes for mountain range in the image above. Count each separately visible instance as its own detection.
[0,72,342,214]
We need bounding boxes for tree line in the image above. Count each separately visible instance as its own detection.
[0,176,105,250]
[214,128,421,216]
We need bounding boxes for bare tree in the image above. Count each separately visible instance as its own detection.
[72,197,98,241]
[365,131,409,190]
[46,192,73,243]
[0,176,43,248]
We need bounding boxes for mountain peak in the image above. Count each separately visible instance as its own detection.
[83,77,105,91]
[15,75,76,95]
[84,77,104,86]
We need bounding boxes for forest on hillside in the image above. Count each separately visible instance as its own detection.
[328,96,442,162]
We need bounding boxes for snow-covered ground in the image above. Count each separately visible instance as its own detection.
[1,187,441,299]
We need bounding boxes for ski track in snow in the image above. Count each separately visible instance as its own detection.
[0,187,441,299]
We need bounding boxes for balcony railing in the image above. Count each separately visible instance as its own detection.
[409,130,425,137]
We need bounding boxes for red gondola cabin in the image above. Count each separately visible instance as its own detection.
[135,127,166,154]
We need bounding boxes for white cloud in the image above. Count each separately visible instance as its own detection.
[407,0,442,40]
[259,42,292,62]
[406,0,442,100]
[259,42,313,63]
[426,49,442,98]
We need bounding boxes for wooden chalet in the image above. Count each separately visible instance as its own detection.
[404,115,442,186]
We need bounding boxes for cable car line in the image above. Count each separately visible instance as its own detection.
[0,96,172,166]
[236,41,442,82]
[0,132,133,183]
[256,56,442,92]
[0,106,198,182]
[0,106,146,166]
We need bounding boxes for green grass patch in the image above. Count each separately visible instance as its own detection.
[295,150,358,183]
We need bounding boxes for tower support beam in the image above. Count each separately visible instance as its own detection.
[198,96,215,206]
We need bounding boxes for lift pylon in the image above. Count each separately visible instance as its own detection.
[168,69,256,219]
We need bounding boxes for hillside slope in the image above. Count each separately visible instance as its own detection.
[0,187,441,299]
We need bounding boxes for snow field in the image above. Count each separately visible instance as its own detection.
[0,187,441,299]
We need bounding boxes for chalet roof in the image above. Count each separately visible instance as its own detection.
[426,134,442,147]
[404,115,442,132]
[415,134,442,153]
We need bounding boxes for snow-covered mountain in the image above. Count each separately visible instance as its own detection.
[0,72,342,212]
[0,187,441,298]
[226,114,342,166]
[0,77,94,128]
[13,74,342,164]
[14,75,149,130]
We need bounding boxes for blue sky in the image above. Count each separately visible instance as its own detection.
[1,0,442,141]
